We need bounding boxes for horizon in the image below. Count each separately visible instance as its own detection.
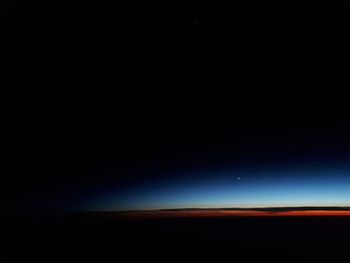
[77,206,350,219]
[83,205,350,213]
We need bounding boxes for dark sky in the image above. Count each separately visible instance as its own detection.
[79,111,350,211]
[3,1,350,216]
[6,109,350,214]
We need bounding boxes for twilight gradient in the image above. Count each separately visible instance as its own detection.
[85,165,350,211]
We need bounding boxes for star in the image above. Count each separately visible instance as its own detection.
[237,177,241,181]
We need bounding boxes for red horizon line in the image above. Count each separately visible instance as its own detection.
[118,210,350,219]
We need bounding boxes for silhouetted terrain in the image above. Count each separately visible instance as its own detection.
[3,211,350,262]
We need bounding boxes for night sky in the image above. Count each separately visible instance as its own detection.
[4,2,350,217]
[76,111,350,212]
[90,165,350,211]
[5,108,350,217]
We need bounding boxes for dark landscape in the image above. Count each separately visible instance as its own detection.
[3,212,350,263]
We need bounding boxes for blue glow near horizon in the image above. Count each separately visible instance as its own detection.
[84,166,350,211]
